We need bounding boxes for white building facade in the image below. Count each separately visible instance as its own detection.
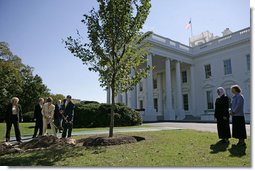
[107,27,251,122]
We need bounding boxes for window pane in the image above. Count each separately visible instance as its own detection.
[153,78,157,89]
[182,71,187,83]
[139,100,143,109]
[206,90,214,109]
[153,98,158,112]
[183,94,189,111]
[224,59,232,75]
[204,64,211,79]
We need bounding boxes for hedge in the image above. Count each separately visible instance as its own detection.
[73,103,142,128]
[23,111,34,122]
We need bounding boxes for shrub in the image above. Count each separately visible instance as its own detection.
[23,111,34,122]
[80,100,100,104]
[73,103,142,128]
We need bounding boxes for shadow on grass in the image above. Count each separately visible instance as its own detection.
[0,147,85,166]
[228,144,247,157]
[210,140,229,154]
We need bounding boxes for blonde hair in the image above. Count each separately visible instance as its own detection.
[39,98,44,103]
[231,85,242,93]
[11,97,19,103]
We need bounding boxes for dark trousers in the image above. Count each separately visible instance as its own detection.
[217,118,231,139]
[232,116,247,139]
[33,120,43,137]
[62,121,72,138]
[5,115,21,141]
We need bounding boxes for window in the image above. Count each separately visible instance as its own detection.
[183,94,189,111]
[206,90,214,109]
[139,100,143,109]
[204,64,211,79]
[153,98,158,112]
[224,59,232,75]
[182,71,187,83]
[153,78,157,89]
[246,54,250,71]
[139,81,143,91]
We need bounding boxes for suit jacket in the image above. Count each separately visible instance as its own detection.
[214,95,230,119]
[62,100,75,122]
[230,93,244,116]
[34,104,43,123]
[41,103,55,123]
[5,103,23,122]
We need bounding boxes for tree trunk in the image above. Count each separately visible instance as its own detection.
[109,86,115,137]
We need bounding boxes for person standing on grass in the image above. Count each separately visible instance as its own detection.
[214,87,231,143]
[229,85,247,146]
[5,97,23,143]
[61,95,75,138]
[32,98,44,138]
[54,99,63,133]
[42,97,56,137]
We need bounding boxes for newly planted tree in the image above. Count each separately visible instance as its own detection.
[65,0,152,137]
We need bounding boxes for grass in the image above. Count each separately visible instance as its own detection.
[0,129,250,167]
[0,122,151,141]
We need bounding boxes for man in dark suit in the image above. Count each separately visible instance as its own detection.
[32,98,44,138]
[61,95,75,138]
[54,100,63,133]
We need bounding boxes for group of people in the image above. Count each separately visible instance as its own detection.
[215,85,247,146]
[5,95,75,143]
[32,95,75,138]
[4,85,248,146]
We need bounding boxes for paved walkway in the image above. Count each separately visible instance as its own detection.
[9,122,250,143]
[144,122,250,136]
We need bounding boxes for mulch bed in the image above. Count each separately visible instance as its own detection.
[79,134,145,147]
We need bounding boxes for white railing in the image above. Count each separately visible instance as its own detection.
[194,27,250,52]
[149,34,191,53]
[147,27,250,55]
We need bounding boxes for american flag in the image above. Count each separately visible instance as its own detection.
[185,19,192,29]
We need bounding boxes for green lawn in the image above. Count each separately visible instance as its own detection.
[0,122,150,141]
[0,129,250,167]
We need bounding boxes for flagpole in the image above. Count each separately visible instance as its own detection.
[190,18,193,37]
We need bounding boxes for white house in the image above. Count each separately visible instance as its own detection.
[107,27,251,122]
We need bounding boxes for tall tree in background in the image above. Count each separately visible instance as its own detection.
[0,42,50,120]
[65,0,152,137]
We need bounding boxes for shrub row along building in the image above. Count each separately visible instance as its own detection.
[107,27,251,122]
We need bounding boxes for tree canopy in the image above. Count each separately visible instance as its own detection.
[0,42,50,120]
[65,0,152,137]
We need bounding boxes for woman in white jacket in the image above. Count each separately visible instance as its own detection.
[42,97,56,136]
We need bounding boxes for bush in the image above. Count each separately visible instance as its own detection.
[73,103,142,128]
[80,101,100,104]
[23,111,34,122]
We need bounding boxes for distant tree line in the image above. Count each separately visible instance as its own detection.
[0,41,64,121]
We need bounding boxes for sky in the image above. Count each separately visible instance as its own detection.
[0,0,250,103]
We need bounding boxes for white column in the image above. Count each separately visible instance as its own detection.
[165,58,175,120]
[157,73,163,116]
[128,69,137,109]
[175,61,184,120]
[145,54,156,121]
[190,64,196,115]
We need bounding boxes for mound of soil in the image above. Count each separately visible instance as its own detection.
[20,136,76,150]
[0,136,76,155]
[81,134,145,147]
[0,142,23,155]
[0,134,145,155]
